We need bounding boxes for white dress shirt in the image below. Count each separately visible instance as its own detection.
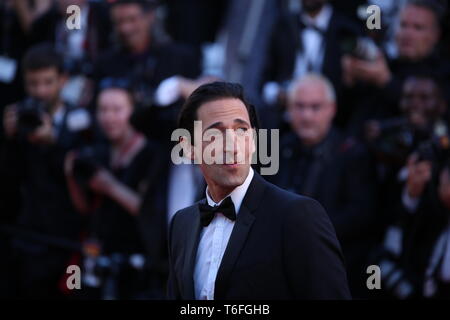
[194,168,254,300]
[262,5,332,105]
[293,4,333,78]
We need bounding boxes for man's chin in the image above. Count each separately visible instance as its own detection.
[212,164,248,185]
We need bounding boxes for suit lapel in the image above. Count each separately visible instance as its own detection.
[214,172,267,300]
[182,203,202,299]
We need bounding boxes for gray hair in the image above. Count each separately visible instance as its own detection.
[288,73,336,103]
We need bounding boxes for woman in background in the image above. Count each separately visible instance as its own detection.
[65,83,168,299]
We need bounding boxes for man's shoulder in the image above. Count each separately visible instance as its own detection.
[170,201,202,228]
[259,175,325,216]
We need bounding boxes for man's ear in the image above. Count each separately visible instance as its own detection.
[180,136,195,161]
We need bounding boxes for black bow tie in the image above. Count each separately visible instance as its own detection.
[198,196,236,227]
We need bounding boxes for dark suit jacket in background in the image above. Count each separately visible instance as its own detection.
[167,172,351,300]
[262,8,362,96]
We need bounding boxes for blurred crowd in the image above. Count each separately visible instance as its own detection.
[0,0,449,299]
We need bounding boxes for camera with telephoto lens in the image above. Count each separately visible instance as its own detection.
[16,97,46,138]
[415,123,450,172]
[367,117,416,166]
[340,29,379,61]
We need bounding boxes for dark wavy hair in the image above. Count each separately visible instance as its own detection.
[177,81,259,145]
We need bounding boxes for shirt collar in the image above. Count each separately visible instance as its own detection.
[300,4,333,31]
[205,167,254,214]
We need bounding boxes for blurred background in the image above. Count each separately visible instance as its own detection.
[0,0,449,300]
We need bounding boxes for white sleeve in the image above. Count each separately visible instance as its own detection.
[262,81,281,106]
[154,76,182,107]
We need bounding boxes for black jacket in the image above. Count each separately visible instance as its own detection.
[262,8,362,93]
[167,172,351,300]
[270,129,379,298]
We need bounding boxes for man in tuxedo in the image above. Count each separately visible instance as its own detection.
[167,81,350,300]
[261,0,362,104]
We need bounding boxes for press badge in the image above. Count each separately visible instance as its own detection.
[0,56,17,83]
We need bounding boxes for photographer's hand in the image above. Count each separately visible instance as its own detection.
[406,153,432,198]
[438,168,450,210]
[64,151,77,177]
[28,113,55,145]
[89,169,141,216]
[89,169,116,195]
[3,105,18,138]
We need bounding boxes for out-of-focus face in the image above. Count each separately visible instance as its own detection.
[25,68,66,107]
[395,5,439,61]
[97,88,134,142]
[288,81,335,146]
[194,98,255,192]
[301,0,327,13]
[400,77,444,130]
[58,0,87,12]
[110,4,153,51]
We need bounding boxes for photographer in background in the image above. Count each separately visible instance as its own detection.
[369,74,449,299]
[365,74,448,224]
[93,0,201,145]
[64,84,168,299]
[1,43,93,298]
[260,0,363,136]
[29,0,113,108]
[342,0,450,134]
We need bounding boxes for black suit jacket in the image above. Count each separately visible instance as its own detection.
[262,9,362,94]
[167,172,351,300]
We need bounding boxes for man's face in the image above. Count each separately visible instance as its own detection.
[110,4,153,50]
[193,98,255,191]
[396,5,439,61]
[24,68,66,107]
[288,82,335,146]
[400,77,444,130]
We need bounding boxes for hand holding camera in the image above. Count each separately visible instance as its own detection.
[88,169,117,196]
[27,112,55,145]
[2,98,55,144]
[342,49,391,88]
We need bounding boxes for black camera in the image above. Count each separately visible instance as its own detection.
[16,98,46,137]
[73,146,100,185]
[367,118,415,165]
[340,31,379,61]
[415,125,450,171]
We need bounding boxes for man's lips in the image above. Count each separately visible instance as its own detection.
[222,163,240,168]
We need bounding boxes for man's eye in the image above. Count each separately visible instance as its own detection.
[236,127,248,134]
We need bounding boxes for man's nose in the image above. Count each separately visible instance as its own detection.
[35,86,50,100]
[300,107,314,120]
[224,130,238,154]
